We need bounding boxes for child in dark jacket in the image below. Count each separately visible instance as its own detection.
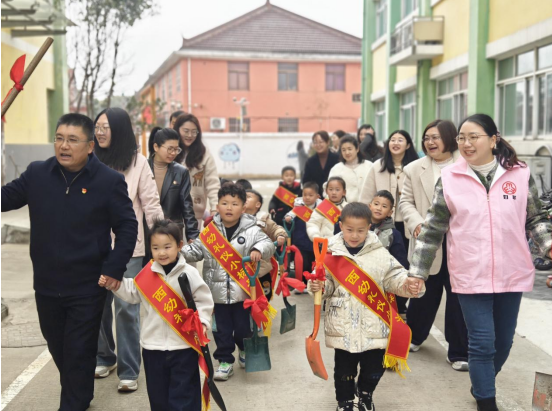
[369,190,409,317]
[269,166,302,226]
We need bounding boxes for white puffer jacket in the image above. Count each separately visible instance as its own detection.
[113,254,214,351]
[306,199,348,241]
[308,233,423,353]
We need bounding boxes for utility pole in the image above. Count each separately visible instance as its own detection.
[233,97,249,176]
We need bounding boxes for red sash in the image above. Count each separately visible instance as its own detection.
[315,199,341,224]
[292,205,313,222]
[274,185,297,208]
[134,262,210,410]
[323,254,411,376]
[200,222,277,335]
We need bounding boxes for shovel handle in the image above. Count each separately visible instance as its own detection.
[313,237,328,268]
[242,256,260,298]
[283,219,295,238]
[273,241,286,265]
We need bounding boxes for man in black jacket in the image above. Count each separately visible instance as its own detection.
[1,113,138,411]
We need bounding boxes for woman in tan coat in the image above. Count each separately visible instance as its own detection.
[398,119,468,371]
[93,108,164,392]
[174,114,221,227]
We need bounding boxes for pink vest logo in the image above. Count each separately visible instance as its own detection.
[502,182,517,195]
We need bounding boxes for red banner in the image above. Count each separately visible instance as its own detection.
[315,199,341,224]
[323,254,411,376]
[274,186,297,208]
[292,205,314,222]
[1,55,26,122]
[134,262,211,409]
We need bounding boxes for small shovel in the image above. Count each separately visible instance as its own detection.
[305,237,329,380]
[274,241,297,334]
[242,257,271,373]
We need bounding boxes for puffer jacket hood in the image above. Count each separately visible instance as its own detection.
[309,232,422,353]
[182,213,275,304]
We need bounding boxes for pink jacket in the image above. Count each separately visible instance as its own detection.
[113,153,164,257]
[441,158,534,294]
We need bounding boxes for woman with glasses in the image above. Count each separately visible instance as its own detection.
[174,114,221,228]
[408,114,552,411]
[93,107,164,392]
[398,119,469,372]
[147,127,199,247]
[302,130,340,197]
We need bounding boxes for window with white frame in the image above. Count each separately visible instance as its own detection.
[400,90,416,140]
[497,44,552,138]
[175,65,181,93]
[401,0,417,19]
[278,63,298,91]
[167,72,172,98]
[375,100,386,141]
[375,0,387,40]
[437,71,468,126]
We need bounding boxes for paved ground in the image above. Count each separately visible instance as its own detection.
[2,179,552,411]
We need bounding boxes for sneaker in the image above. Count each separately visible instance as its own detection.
[118,379,138,392]
[214,362,234,381]
[336,400,354,411]
[447,358,469,371]
[409,343,421,352]
[358,395,375,411]
[238,350,246,369]
[94,364,116,378]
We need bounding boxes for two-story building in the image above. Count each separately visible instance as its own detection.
[140,1,363,134]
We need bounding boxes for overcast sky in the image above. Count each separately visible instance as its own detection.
[114,0,364,96]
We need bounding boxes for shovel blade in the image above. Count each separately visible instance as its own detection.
[244,334,271,373]
[279,305,297,334]
[533,372,552,411]
[305,336,328,380]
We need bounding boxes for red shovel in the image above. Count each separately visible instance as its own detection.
[305,237,329,380]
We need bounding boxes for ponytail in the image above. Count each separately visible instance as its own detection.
[148,127,180,159]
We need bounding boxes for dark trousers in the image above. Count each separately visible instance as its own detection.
[212,303,252,363]
[406,239,469,362]
[299,249,316,285]
[35,291,106,411]
[142,348,201,411]
[334,349,385,402]
[394,221,409,314]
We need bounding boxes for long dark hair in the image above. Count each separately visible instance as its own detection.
[380,130,419,173]
[173,114,206,169]
[338,135,364,164]
[459,114,524,170]
[148,127,180,159]
[358,124,383,159]
[94,107,137,172]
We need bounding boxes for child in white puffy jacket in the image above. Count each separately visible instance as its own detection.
[307,176,348,241]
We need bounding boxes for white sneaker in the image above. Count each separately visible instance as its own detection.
[118,379,138,392]
[447,358,469,371]
[409,343,421,352]
[238,350,246,368]
[214,362,234,381]
[94,364,116,378]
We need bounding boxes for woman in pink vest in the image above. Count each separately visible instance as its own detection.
[408,114,552,411]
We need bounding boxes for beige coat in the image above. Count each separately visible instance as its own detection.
[307,200,348,241]
[186,150,221,221]
[398,152,460,274]
[254,211,287,275]
[308,233,422,353]
[116,153,164,257]
[325,161,373,203]
[359,158,407,225]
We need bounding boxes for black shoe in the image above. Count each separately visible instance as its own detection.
[358,393,375,411]
[476,397,498,411]
[336,400,354,411]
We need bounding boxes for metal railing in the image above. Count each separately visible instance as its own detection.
[390,16,444,56]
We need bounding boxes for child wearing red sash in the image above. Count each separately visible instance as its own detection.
[269,166,302,226]
[308,202,423,411]
[245,188,287,299]
[285,181,322,289]
[99,219,214,411]
[307,176,348,241]
[182,183,275,381]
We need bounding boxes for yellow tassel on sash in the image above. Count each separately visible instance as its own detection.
[261,304,278,337]
[383,355,411,378]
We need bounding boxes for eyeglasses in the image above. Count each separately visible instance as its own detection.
[94,125,110,133]
[456,133,489,145]
[181,129,199,137]
[161,146,182,155]
[54,137,89,146]
[423,134,442,143]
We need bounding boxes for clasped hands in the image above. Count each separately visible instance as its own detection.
[98,275,121,292]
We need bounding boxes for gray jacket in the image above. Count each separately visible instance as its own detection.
[181,213,275,304]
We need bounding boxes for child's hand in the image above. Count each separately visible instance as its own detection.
[310,280,323,293]
[250,250,262,263]
[285,216,292,223]
[202,324,207,338]
[277,235,285,246]
[98,275,107,287]
[406,277,424,297]
[270,209,275,215]
[414,224,422,238]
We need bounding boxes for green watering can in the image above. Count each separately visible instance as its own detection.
[274,241,297,334]
[242,256,271,373]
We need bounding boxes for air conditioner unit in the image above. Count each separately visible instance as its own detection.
[210,117,226,131]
